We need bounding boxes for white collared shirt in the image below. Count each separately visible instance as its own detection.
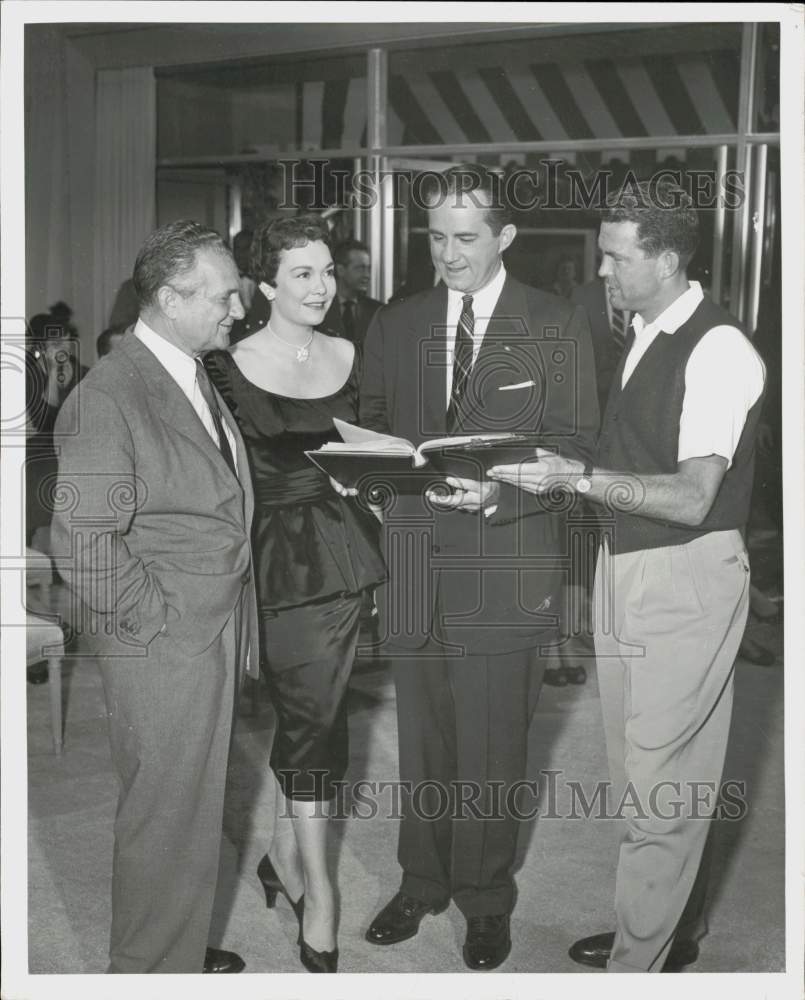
[444,263,507,400]
[134,319,238,468]
[623,282,765,467]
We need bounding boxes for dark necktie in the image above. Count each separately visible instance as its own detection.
[195,358,237,479]
[341,299,356,342]
[611,307,630,355]
[446,294,474,432]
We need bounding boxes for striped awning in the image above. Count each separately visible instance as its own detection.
[299,48,739,152]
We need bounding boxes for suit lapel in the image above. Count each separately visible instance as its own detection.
[322,299,343,337]
[216,387,253,524]
[120,334,244,495]
[418,284,450,438]
[456,275,529,430]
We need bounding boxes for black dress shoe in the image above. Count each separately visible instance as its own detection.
[463,914,511,971]
[568,932,699,971]
[203,946,245,973]
[27,663,49,685]
[365,891,449,945]
[563,664,587,685]
[738,635,776,666]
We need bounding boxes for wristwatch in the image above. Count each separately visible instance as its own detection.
[575,460,594,494]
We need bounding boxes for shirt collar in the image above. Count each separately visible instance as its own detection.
[632,281,703,337]
[446,263,507,317]
[134,317,199,398]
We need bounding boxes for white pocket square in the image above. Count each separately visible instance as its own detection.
[498,380,536,391]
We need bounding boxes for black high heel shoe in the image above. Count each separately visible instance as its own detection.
[299,936,338,974]
[258,854,338,972]
[257,854,305,924]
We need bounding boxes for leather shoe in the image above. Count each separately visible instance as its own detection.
[738,635,776,666]
[568,932,699,971]
[365,891,449,945]
[203,946,245,973]
[543,667,569,687]
[463,914,511,971]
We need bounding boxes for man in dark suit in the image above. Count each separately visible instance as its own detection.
[359,166,599,970]
[50,221,258,973]
[321,238,382,346]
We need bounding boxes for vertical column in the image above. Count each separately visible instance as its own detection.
[367,48,388,302]
[729,23,759,322]
[746,143,768,334]
[711,144,728,307]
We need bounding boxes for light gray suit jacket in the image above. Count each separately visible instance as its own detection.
[50,331,259,674]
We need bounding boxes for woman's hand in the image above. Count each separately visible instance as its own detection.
[329,476,357,498]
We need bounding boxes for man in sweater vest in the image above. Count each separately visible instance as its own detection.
[489,179,765,973]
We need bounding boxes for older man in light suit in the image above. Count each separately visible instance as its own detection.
[51,221,257,973]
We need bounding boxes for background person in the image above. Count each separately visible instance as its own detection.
[320,237,382,346]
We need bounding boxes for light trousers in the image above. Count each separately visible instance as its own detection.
[593,529,750,972]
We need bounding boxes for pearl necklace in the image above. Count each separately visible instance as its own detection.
[268,324,314,363]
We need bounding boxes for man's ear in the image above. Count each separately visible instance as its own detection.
[498,223,517,254]
[156,284,179,318]
[660,249,682,280]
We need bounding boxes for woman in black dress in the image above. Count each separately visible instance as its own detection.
[207,216,385,972]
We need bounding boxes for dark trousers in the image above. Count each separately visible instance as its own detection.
[392,643,545,917]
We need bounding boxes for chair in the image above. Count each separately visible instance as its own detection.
[25,547,64,754]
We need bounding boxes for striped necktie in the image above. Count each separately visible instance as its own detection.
[195,358,237,479]
[446,294,474,432]
[611,307,630,354]
[341,299,356,342]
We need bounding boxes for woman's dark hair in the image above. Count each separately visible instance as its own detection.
[250,215,332,286]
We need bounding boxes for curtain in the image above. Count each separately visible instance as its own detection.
[24,26,70,319]
[93,68,156,331]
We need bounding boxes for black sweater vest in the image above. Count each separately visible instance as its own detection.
[596,295,764,555]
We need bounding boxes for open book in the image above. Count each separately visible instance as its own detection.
[305,418,545,490]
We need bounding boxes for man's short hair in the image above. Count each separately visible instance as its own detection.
[132,220,231,308]
[421,164,514,235]
[602,179,699,269]
[333,238,370,268]
[250,214,331,286]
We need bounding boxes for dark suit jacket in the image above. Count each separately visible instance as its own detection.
[50,331,259,669]
[321,295,382,347]
[360,275,599,655]
[229,285,272,345]
[570,278,620,410]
